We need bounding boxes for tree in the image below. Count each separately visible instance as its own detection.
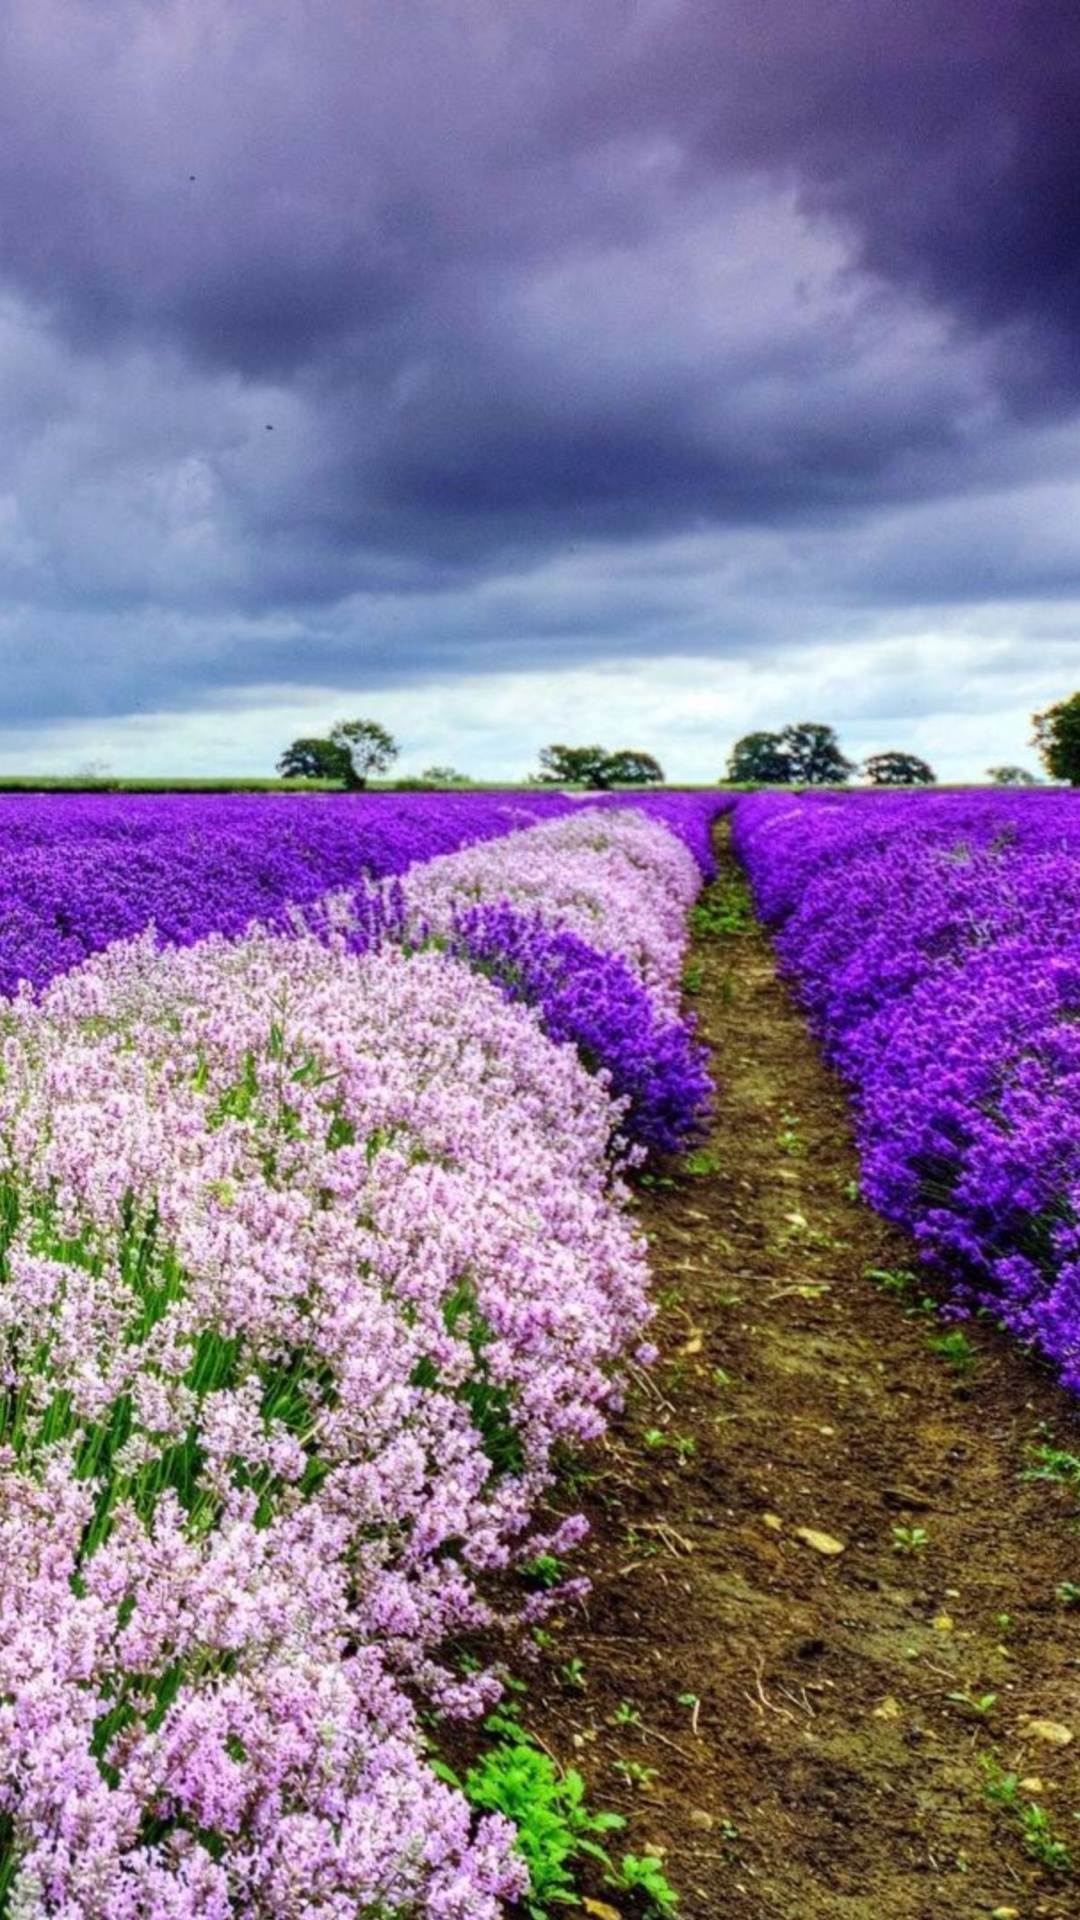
[420,765,472,786]
[533,744,664,788]
[600,749,664,786]
[277,736,352,782]
[725,721,854,785]
[534,745,614,788]
[987,764,1038,786]
[780,721,855,785]
[725,731,793,784]
[328,718,399,789]
[1032,694,1080,783]
[862,751,936,786]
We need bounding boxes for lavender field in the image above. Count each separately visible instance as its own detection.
[12,781,1080,1917]
[736,788,1080,1389]
[0,790,724,1918]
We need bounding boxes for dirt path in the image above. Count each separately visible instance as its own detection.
[525,826,1080,1920]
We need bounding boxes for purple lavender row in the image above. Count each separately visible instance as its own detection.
[291,806,722,1157]
[734,789,1080,1388]
[0,805,721,1914]
[0,789,725,1000]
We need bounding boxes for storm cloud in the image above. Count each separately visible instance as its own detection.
[0,0,1077,776]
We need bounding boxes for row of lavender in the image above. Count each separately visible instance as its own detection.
[0,789,719,1000]
[735,789,1080,1390]
[0,800,721,1918]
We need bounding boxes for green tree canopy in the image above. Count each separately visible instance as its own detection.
[725,731,793,783]
[420,765,472,786]
[781,721,855,785]
[726,722,854,785]
[987,764,1038,786]
[862,751,936,786]
[601,749,665,786]
[329,718,399,789]
[276,736,352,782]
[1030,693,1080,783]
[533,744,664,788]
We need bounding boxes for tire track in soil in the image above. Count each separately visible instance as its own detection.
[522,822,1080,1920]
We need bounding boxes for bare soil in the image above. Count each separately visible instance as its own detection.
[518,824,1080,1920]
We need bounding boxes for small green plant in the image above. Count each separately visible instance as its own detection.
[690,873,754,938]
[611,1699,642,1728]
[981,1757,1075,1875]
[843,1178,861,1202]
[891,1523,930,1556]
[947,1688,997,1718]
[558,1658,587,1692]
[624,1526,661,1560]
[776,1112,805,1157]
[643,1428,696,1462]
[683,1149,719,1177]
[523,1552,565,1589]
[1018,1801,1073,1874]
[1057,1580,1080,1608]
[611,1758,658,1789]
[866,1266,917,1297]
[610,1851,680,1915]
[981,1755,1019,1806]
[681,962,704,996]
[1020,1437,1080,1489]
[927,1328,978,1371]
[447,1718,627,1918]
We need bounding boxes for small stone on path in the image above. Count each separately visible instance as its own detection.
[794,1525,846,1556]
[872,1696,902,1721]
[1019,1717,1073,1745]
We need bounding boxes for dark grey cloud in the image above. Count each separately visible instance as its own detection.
[0,0,1077,755]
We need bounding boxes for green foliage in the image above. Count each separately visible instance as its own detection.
[420,765,473,785]
[987,764,1038,785]
[522,1552,565,1590]
[982,1757,1076,1875]
[533,744,664,788]
[276,721,400,787]
[862,750,936,786]
[276,735,352,781]
[726,721,854,786]
[865,1265,918,1296]
[926,1328,977,1371]
[614,1852,680,1914]
[946,1688,997,1717]
[1018,1801,1073,1873]
[725,730,793,784]
[780,721,856,785]
[689,871,754,936]
[1032,692,1080,784]
[328,718,400,788]
[891,1523,929,1555]
[1020,1433,1080,1489]
[452,1719,626,1918]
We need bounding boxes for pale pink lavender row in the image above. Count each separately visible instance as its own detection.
[735,789,1080,1391]
[0,790,726,999]
[0,808,711,1917]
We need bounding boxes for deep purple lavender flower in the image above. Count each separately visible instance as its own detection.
[447,900,713,1155]
[735,788,1080,1391]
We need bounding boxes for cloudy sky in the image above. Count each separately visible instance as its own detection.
[0,0,1078,780]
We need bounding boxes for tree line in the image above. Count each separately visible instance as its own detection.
[277,697,1080,789]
